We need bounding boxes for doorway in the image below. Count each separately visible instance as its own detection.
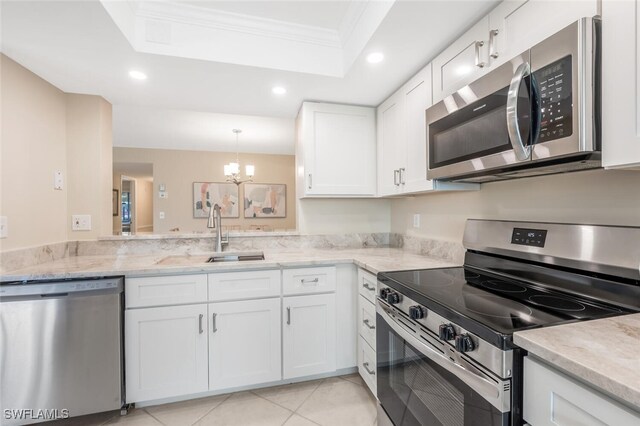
[113,162,153,235]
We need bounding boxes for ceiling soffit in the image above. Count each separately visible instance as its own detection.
[100,0,395,77]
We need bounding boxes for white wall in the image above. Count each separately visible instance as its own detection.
[391,169,640,243]
[297,198,391,234]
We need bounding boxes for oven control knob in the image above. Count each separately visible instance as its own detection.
[438,324,456,341]
[409,305,425,320]
[379,288,391,300]
[454,333,476,353]
[386,292,402,305]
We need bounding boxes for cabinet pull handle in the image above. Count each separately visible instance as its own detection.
[308,173,312,189]
[362,283,375,291]
[199,314,204,334]
[399,167,406,185]
[363,319,376,330]
[300,278,319,285]
[474,41,486,68]
[287,307,291,325]
[363,362,376,376]
[393,169,400,186]
[489,29,499,59]
[212,313,218,333]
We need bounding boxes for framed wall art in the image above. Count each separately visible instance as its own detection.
[193,182,239,218]
[243,183,286,218]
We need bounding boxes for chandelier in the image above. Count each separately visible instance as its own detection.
[224,129,254,185]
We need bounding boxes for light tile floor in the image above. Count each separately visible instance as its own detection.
[42,374,377,426]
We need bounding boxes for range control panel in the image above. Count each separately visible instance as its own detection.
[511,228,548,247]
[534,55,573,143]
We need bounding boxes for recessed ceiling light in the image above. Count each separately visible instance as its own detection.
[129,70,147,80]
[272,86,287,95]
[366,52,384,64]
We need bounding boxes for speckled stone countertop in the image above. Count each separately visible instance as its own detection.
[0,248,458,282]
[514,313,640,409]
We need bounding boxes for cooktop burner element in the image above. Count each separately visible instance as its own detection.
[528,295,586,311]
[481,280,527,293]
[459,293,534,318]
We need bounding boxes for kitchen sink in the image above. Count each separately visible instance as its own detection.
[206,251,265,263]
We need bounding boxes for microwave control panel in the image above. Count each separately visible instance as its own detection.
[534,55,573,143]
[511,228,547,247]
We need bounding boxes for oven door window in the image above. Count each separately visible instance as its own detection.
[377,313,508,426]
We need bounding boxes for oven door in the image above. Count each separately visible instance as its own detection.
[376,305,510,426]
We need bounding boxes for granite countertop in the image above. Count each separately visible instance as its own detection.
[100,230,300,240]
[514,313,640,409]
[0,248,458,281]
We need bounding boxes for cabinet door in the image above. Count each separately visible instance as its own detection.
[283,294,336,379]
[209,299,281,391]
[432,16,489,103]
[301,102,376,196]
[603,0,640,169]
[377,90,405,196]
[402,64,434,194]
[488,0,599,69]
[125,304,208,403]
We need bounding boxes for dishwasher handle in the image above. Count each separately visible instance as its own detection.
[0,278,123,299]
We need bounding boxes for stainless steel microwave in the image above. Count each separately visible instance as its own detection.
[426,17,601,183]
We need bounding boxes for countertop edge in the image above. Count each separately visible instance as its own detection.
[514,325,640,410]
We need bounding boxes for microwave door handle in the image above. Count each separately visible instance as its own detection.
[506,62,533,161]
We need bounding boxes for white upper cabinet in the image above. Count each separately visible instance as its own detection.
[296,102,376,197]
[377,64,478,196]
[432,17,490,103]
[602,0,640,169]
[403,66,434,194]
[433,1,600,103]
[488,0,600,69]
[377,90,406,197]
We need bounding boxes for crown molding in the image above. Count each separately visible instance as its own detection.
[137,1,342,48]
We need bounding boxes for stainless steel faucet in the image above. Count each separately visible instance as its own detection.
[207,203,229,252]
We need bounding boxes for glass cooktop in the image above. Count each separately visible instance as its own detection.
[379,267,626,337]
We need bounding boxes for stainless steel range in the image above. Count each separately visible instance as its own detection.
[375,220,640,426]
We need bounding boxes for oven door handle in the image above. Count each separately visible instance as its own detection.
[506,61,533,162]
[377,304,510,413]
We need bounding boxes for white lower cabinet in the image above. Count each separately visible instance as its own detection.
[283,293,336,379]
[357,268,377,397]
[125,304,209,403]
[208,298,281,391]
[524,356,640,425]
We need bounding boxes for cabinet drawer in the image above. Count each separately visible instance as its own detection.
[524,356,640,426]
[283,266,336,295]
[208,270,281,301]
[126,274,207,308]
[358,296,376,349]
[358,335,377,396]
[358,268,377,303]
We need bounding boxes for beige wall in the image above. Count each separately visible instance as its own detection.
[66,94,113,240]
[135,179,153,232]
[297,198,391,234]
[1,55,113,251]
[391,169,640,243]
[113,147,296,233]
[0,55,68,250]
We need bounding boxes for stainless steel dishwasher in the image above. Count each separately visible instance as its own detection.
[0,277,124,425]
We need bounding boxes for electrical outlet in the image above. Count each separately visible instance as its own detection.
[54,171,63,190]
[159,212,165,219]
[72,215,92,231]
[413,214,421,228]
[0,216,7,238]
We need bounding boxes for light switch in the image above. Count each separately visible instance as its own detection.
[72,215,92,231]
[413,214,421,228]
[54,171,63,190]
[159,191,168,199]
[0,216,7,238]
[159,212,165,219]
